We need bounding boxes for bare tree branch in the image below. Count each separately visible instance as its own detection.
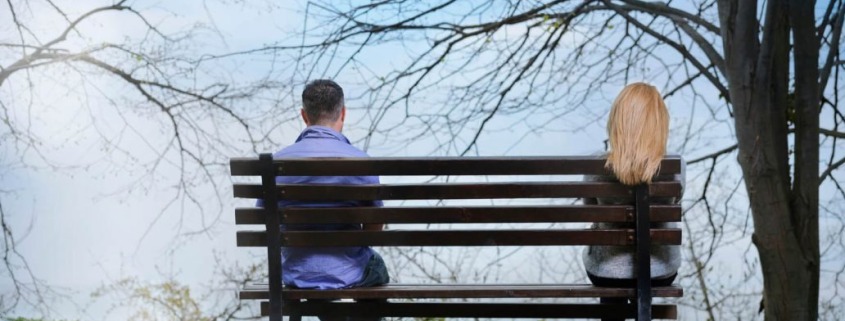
[603,0,731,101]
[620,0,721,34]
[820,2,844,93]
[821,128,845,139]
[688,144,738,165]
[821,156,845,183]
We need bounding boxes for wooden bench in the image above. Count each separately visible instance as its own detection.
[231,154,684,320]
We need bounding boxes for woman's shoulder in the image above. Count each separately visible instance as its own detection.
[582,151,615,183]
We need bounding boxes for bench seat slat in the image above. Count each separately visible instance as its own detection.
[230,156,682,176]
[240,284,683,300]
[260,301,677,319]
[236,229,681,247]
[233,181,682,200]
[234,205,682,225]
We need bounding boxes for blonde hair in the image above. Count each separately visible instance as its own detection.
[605,82,669,185]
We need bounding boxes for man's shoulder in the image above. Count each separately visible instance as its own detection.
[332,143,370,157]
[275,141,370,158]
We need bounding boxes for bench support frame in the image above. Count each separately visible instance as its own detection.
[261,154,284,321]
[635,183,652,321]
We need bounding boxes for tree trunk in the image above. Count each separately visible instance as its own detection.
[717,0,820,320]
[785,0,821,320]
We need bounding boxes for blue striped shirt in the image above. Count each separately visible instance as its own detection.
[258,126,381,289]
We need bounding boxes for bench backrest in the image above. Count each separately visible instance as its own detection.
[231,155,683,320]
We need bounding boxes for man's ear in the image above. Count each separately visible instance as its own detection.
[300,108,310,125]
[340,106,346,122]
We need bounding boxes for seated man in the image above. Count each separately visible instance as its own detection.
[258,79,389,319]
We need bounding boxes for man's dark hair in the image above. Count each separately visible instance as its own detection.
[302,79,344,124]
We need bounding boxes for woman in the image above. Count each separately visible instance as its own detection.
[582,82,682,287]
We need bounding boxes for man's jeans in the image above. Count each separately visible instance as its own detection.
[314,252,390,321]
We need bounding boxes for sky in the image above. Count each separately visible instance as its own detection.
[0,1,843,320]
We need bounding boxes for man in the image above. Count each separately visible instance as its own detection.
[258,80,389,319]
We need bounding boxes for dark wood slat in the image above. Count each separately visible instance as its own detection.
[235,229,682,247]
[240,284,683,300]
[233,181,682,200]
[234,205,682,225]
[258,154,284,321]
[635,184,653,320]
[259,301,678,319]
[230,156,682,176]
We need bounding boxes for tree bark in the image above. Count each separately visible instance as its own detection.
[718,0,820,320]
[785,0,821,320]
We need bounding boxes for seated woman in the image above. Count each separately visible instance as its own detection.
[582,82,682,287]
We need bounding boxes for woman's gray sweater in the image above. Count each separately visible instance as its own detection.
[582,159,684,280]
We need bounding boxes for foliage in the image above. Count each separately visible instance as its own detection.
[90,262,262,321]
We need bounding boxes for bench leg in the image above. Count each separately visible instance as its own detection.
[600,297,628,321]
[284,299,301,321]
[307,299,385,321]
